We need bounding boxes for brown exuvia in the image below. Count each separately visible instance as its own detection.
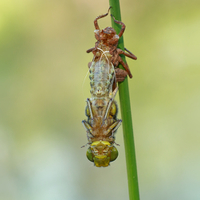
[86,7,137,82]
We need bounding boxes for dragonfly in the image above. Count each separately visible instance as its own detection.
[82,7,137,167]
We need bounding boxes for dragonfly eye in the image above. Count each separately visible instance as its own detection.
[86,148,94,162]
[110,146,118,162]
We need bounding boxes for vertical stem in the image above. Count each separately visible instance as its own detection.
[109,1,140,200]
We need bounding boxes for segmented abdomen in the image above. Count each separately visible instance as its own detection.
[89,53,115,98]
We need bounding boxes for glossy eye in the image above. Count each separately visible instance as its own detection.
[86,148,94,162]
[110,146,118,162]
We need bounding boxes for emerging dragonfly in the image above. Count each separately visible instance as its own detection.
[82,7,137,167]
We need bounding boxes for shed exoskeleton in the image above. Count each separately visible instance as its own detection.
[86,7,137,81]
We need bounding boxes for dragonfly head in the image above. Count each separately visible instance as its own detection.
[86,141,118,167]
[102,27,116,39]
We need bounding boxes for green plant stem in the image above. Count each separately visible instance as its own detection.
[109,1,140,200]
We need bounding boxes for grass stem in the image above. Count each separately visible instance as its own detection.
[109,1,140,199]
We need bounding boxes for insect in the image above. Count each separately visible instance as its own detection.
[82,8,137,167]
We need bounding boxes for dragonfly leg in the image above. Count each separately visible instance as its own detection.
[86,47,95,53]
[115,68,128,82]
[111,120,122,134]
[118,56,132,78]
[82,120,93,137]
[86,98,93,119]
[117,48,137,60]
[104,119,122,136]
[103,98,114,121]
[94,7,111,30]
[110,14,125,38]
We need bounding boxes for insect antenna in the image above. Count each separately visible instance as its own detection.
[81,143,89,148]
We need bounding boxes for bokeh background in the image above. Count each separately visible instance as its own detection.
[0,0,200,199]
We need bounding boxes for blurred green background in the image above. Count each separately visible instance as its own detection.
[0,0,200,199]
